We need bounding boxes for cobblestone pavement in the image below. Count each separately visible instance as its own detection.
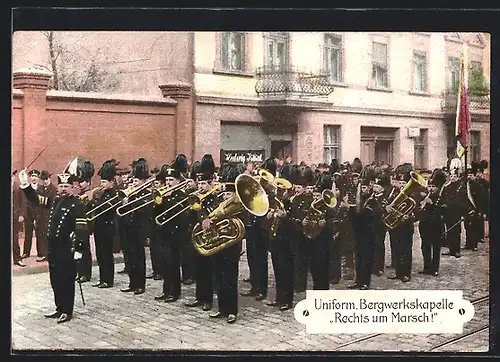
[12,227,489,352]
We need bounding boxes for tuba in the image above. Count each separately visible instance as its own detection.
[191,174,269,257]
[382,171,427,229]
[302,189,337,239]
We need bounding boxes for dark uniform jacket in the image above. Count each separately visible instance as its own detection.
[123,188,153,244]
[21,186,89,258]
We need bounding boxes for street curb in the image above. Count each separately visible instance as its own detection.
[12,256,125,277]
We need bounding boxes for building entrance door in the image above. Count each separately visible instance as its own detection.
[360,141,375,166]
[271,141,292,160]
[375,140,393,166]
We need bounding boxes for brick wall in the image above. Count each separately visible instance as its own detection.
[12,69,192,186]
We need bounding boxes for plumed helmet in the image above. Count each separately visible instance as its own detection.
[430,168,446,187]
[132,158,149,180]
[299,166,315,186]
[280,163,295,183]
[261,157,277,176]
[220,162,242,184]
[64,157,87,183]
[82,160,95,183]
[98,159,117,181]
[199,154,216,181]
[171,154,189,174]
[449,158,462,175]
[189,160,201,180]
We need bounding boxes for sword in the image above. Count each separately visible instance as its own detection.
[13,149,46,175]
[441,217,464,237]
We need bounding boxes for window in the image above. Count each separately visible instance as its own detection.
[323,34,342,82]
[413,51,427,92]
[265,33,289,71]
[448,57,461,92]
[470,131,481,163]
[324,125,341,164]
[371,42,389,88]
[414,129,428,169]
[220,32,246,71]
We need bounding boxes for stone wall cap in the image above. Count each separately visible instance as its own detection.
[46,89,177,105]
[13,67,53,77]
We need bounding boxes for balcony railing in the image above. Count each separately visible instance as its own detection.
[255,66,335,97]
[441,89,490,113]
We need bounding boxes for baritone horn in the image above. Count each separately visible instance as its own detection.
[191,174,270,257]
[382,171,427,229]
[302,189,337,239]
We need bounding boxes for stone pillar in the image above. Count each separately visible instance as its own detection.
[13,68,52,172]
[159,82,194,161]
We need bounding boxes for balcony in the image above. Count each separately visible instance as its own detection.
[441,89,490,114]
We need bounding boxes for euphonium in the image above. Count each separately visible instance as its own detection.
[302,189,337,239]
[155,182,222,226]
[191,174,269,257]
[268,177,293,239]
[382,171,427,229]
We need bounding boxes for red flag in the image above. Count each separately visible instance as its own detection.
[455,57,471,159]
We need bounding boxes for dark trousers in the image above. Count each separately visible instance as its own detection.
[94,221,115,285]
[23,213,42,256]
[77,235,92,279]
[48,252,77,316]
[354,226,376,287]
[419,221,442,273]
[388,232,397,268]
[36,213,49,257]
[373,226,387,274]
[126,226,146,290]
[150,230,164,276]
[465,216,482,250]
[118,221,129,272]
[444,217,461,254]
[270,231,294,305]
[180,237,195,281]
[389,226,414,279]
[164,235,182,298]
[13,218,22,263]
[214,242,241,316]
[309,233,331,290]
[293,231,309,292]
[329,234,341,283]
[245,225,269,296]
[194,251,213,304]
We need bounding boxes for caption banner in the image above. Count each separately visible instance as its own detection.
[294,290,475,334]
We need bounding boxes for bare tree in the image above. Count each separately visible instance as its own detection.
[40,31,120,93]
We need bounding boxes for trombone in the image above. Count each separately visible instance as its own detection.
[114,176,156,217]
[85,186,120,222]
[155,182,224,226]
[79,186,105,201]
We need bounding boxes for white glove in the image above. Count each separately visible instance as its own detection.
[74,251,83,260]
[18,169,29,189]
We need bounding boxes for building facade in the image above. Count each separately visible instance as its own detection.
[12,31,490,168]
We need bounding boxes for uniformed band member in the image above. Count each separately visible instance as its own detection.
[348,177,379,290]
[306,173,335,290]
[441,159,463,258]
[267,163,294,311]
[22,169,42,258]
[36,170,56,262]
[370,173,390,276]
[76,160,95,283]
[18,164,90,324]
[149,169,165,280]
[474,160,489,243]
[90,160,119,288]
[116,167,132,274]
[417,168,446,276]
[209,163,243,324]
[120,158,151,295]
[290,166,314,293]
[387,167,415,283]
[185,154,217,311]
[154,155,189,302]
[463,161,487,251]
[240,157,274,301]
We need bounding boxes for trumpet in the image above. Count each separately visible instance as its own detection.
[155,183,224,226]
[79,186,105,201]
